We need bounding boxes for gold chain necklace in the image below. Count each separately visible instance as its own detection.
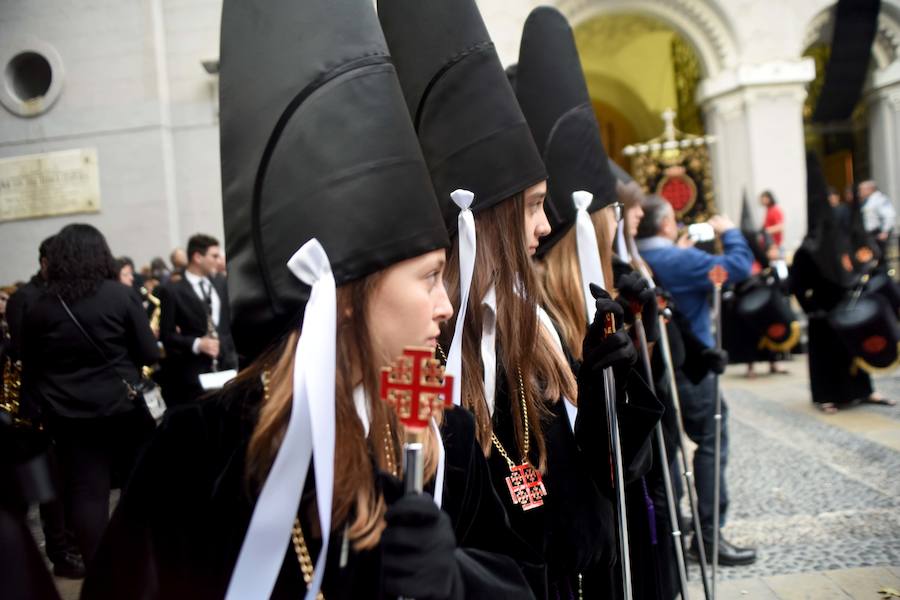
[261,370,325,599]
[383,421,398,478]
[490,367,547,511]
[291,517,324,600]
[435,343,547,512]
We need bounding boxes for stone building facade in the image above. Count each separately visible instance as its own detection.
[1,0,899,282]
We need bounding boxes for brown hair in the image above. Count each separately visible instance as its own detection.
[443,193,576,471]
[239,274,440,550]
[617,179,654,276]
[537,208,616,361]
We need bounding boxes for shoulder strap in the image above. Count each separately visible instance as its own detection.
[58,295,133,388]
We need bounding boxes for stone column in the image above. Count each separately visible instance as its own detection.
[699,60,815,254]
[867,62,900,212]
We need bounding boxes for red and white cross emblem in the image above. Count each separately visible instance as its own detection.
[708,264,728,288]
[379,347,454,431]
[505,463,547,511]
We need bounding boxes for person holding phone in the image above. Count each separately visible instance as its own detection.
[635,196,757,566]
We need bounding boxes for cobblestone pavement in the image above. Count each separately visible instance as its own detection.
[681,355,900,594]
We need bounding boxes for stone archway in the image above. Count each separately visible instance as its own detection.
[555,0,738,78]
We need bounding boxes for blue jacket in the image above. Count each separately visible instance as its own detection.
[637,229,752,347]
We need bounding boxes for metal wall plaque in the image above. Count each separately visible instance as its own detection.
[0,148,101,222]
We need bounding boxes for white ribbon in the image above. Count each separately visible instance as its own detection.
[432,418,446,508]
[615,220,630,264]
[480,285,498,416]
[536,304,578,432]
[226,239,336,600]
[445,189,475,408]
[573,191,609,319]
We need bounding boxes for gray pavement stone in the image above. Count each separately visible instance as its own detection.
[682,365,900,582]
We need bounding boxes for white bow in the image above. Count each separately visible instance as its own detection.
[573,191,609,319]
[226,239,336,600]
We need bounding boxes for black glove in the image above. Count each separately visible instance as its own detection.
[614,271,659,343]
[382,494,459,599]
[581,284,637,384]
[701,347,728,375]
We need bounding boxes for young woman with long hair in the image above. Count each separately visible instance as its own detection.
[515,9,669,598]
[380,2,646,597]
[81,1,535,598]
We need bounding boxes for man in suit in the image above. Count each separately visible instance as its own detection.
[157,234,237,407]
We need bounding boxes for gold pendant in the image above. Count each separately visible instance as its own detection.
[505,462,547,511]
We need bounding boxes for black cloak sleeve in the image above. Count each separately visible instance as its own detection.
[82,382,535,600]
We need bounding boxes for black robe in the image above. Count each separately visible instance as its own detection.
[790,247,872,405]
[597,258,681,600]
[80,378,537,600]
[491,327,663,598]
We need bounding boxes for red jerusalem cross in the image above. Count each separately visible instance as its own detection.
[506,463,547,511]
[708,264,728,288]
[379,347,454,432]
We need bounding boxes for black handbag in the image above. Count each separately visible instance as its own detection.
[58,296,166,422]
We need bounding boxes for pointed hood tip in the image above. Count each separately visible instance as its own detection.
[221,0,448,360]
[379,0,547,231]
[518,5,616,255]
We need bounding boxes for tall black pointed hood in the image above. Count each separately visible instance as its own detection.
[220,0,449,360]
[802,151,852,286]
[609,159,634,184]
[378,0,547,232]
[740,189,756,233]
[741,189,771,268]
[515,6,618,255]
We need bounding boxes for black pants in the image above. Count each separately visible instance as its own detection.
[675,372,729,541]
[39,444,78,562]
[47,410,153,563]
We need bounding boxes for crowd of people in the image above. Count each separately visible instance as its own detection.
[1,1,897,600]
[0,227,235,584]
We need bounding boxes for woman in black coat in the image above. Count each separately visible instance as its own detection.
[22,223,159,562]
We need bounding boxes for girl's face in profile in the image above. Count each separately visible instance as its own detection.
[523,181,551,256]
[368,249,453,364]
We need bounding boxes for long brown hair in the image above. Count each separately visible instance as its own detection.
[538,207,616,361]
[239,274,440,550]
[617,179,653,275]
[443,193,576,471]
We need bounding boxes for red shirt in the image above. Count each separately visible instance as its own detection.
[764,204,784,247]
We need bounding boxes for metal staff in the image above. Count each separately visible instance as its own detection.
[380,347,455,600]
[588,291,633,600]
[631,310,690,600]
[708,265,729,600]
[657,310,713,600]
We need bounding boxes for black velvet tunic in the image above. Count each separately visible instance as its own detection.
[487,336,662,599]
[790,247,873,405]
[80,378,537,600]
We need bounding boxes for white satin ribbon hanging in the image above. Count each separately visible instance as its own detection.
[616,220,630,263]
[536,304,578,432]
[445,189,475,408]
[432,418,446,508]
[225,239,336,600]
[573,191,609,319]
[481,285,498,416]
